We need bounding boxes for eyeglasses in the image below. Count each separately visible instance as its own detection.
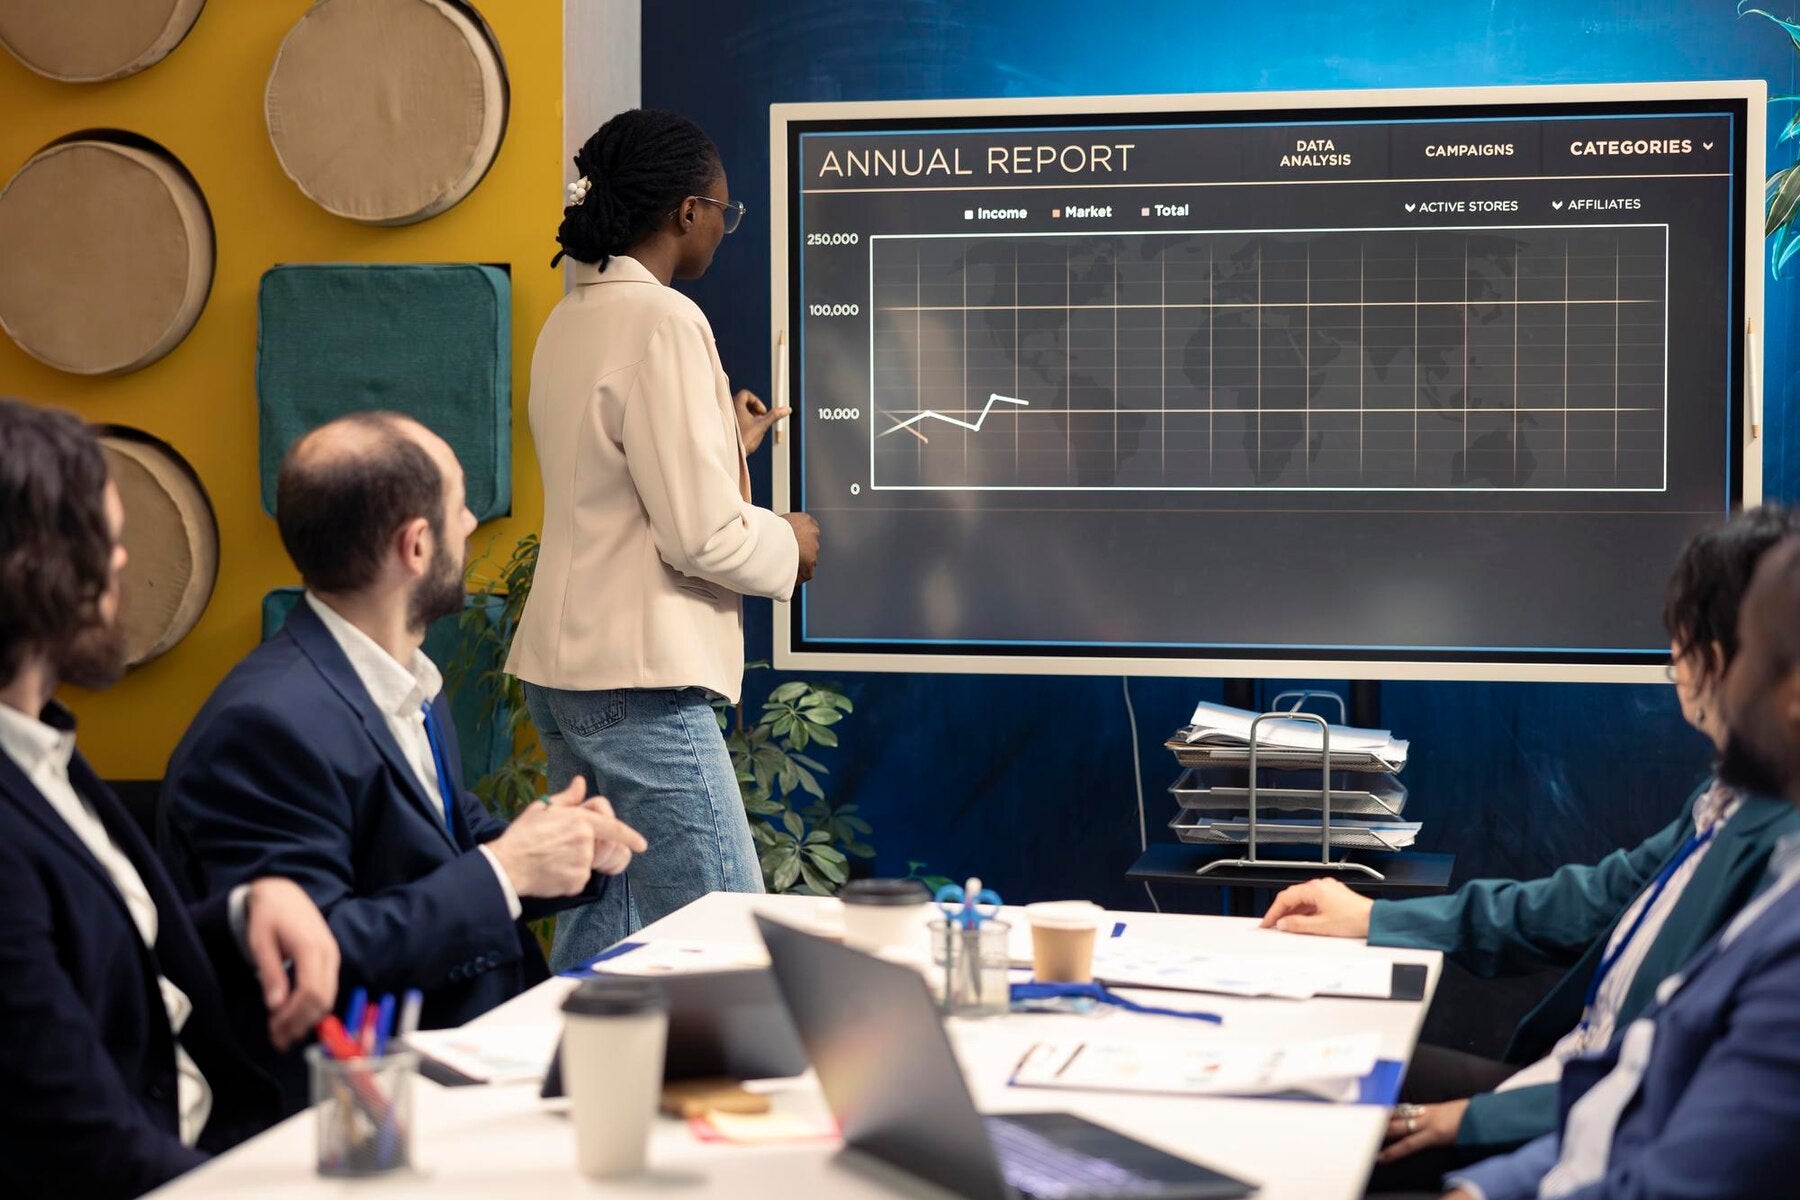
[673,195,745,234]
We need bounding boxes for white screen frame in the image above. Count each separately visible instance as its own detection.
[770,80,1766,684]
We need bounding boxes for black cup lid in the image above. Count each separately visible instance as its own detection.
[840,878,931,906]
[561,978,665,1017]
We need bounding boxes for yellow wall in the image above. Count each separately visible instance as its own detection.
[0,3,560,778]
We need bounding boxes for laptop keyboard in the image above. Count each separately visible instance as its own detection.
[986,1117,1158,1199]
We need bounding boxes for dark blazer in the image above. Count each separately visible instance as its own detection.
[1369,783,1800,1149]
[159,601,600,1040]
[0,706,278,1200]
[1455,848,1800,1200]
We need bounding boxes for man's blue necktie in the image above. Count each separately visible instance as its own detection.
[420,702,457,836]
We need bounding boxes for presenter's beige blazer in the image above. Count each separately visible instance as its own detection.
[506,255,798,704]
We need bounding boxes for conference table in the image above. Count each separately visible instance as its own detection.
[148,892,1443,1200]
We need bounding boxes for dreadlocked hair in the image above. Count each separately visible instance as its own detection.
[552,108,721,269]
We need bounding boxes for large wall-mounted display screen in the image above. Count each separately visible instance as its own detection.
[771,83,1764,682]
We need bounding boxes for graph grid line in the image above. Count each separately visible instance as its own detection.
[866,225,1669,494]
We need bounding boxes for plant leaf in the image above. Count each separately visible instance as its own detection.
[1777,223,1800,276]
[809,725,838,748]
[1741,4,1800,50]
[770,680,810,703]
[812,853,850,884]
[772,855,801,892]
[1769,164,1800,236]
[810,844,848,866]
[781,808,805,839]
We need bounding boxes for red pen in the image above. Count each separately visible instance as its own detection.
[316,1015,365,1061]
[358,1005,379,1055]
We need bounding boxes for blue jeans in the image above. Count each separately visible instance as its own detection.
[524,684,764,971]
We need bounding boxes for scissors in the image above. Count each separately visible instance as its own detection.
[935,877,1003,930]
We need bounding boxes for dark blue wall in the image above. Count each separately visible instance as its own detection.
[640,0,1800,909]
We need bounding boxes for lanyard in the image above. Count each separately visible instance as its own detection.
[1581,823,1717,1017]
[1010,980,1223,1024]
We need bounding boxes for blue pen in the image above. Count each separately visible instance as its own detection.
[344,988,368,1039]
[372,994,397,1058]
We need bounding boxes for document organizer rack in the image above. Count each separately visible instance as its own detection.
[1178,692,1396,881]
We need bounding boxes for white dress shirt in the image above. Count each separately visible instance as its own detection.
[1496,783,1742,1094]
[0,702,213,1146]
[303,594,521,919]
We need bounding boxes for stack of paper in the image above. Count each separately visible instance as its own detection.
[1011,1033,1382,1102]
[406,1025,559,1085]
[590,940,770,976]
[1089,940,1399,1000]
[1173,813,1422,850]
[1182,701,1409,769]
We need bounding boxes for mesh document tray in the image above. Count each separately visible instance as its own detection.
[1169,811,1419,851]
[1168,767,1408,817]
[1164,727,1404,773]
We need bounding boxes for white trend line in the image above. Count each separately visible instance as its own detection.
[880,393,1029,438]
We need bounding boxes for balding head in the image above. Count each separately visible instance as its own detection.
[1719,536,1800,804]
[275,412,446,595]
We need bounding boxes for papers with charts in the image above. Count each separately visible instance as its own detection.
[591,940,770,975]
[1011,1033,1382,1101]
[405,1025,559,1085]
[1183,701,1409,768]
[1091,940,1396,1000]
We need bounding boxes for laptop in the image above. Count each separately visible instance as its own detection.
[540,967,808,1097]
[756,914,1257,1200]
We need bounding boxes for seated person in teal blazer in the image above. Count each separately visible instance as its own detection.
[1442,533,1800,1200]
[1259,505,1800,1187]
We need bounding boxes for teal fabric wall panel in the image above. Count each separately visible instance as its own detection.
[260,587,510,793]
[256,263,511,520]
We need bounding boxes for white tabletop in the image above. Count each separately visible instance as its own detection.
[148,893,1441,1200]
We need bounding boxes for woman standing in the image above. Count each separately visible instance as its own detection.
[508,109,821,969]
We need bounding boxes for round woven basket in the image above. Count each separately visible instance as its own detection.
[0,136,214,376]
[0,0,206,83]
[98,429,219,667]
[265,0,508,225]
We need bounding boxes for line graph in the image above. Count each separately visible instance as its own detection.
[879,393,1030,441]
[866,225,1669,493]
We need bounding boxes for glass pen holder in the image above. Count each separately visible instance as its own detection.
[307,1045,417,1177]
[929,918,1012,1017]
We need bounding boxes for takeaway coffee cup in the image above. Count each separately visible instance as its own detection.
[839,878,932,954]
[1025,900,1106,983]
[560,979,667,1178]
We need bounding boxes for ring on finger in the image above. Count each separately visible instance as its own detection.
[1405,1115,1418,1134]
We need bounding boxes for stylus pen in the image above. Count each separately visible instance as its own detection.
[774,328,789,444]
